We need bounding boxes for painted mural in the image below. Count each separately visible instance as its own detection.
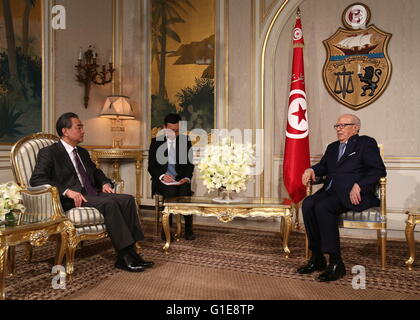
[151,0,215,135]
[0,0,42,144]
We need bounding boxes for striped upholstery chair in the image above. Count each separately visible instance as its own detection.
[10,133,109,276]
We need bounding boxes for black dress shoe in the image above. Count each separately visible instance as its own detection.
[317,262,346,282]
[185,232,196,241]
[130,251,154,268]
[297,256,327,274]
[115,254,145,272]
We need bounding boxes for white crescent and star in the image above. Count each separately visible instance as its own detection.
[286,89,308,139]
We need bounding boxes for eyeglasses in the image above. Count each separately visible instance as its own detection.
[333,123,355,129]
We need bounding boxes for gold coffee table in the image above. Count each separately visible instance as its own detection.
[162,197,293,257]
[405,208,420,270]
[0,217,69,300]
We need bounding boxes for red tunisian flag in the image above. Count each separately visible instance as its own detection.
[283,14,310,204]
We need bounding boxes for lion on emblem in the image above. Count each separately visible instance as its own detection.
[358,66,382,97]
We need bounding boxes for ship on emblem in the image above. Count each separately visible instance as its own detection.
[334,33,378,55]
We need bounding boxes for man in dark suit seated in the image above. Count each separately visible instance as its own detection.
[30,112,154,272]
[298,114,386,282]
[148,113,195,240]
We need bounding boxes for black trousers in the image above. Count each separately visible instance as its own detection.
[155,181,193,229]
[76,192,145,252]
[302,189,347,255]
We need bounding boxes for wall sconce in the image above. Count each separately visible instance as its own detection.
[75,45,115,108]
[99,95,135,148]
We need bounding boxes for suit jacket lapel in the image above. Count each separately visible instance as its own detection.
[57,141,77,175]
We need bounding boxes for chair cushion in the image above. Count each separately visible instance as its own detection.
[342,207,381,223]
[65,207,104,227]
[76,224,106,236]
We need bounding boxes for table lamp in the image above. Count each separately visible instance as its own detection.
[100,95,135,148]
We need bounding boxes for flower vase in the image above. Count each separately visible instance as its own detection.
[212,188,242,203]
[5,211,16,227]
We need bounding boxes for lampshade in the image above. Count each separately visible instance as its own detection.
[100,95,135,119]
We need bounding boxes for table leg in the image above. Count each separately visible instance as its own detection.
[135,160,142,204]
[405,216,416,270]
[162,212,172,253]
[7,246,16,277]
[112,160,121,182]
[282,213,292,258]
[0,245,9,300]
[174,215,182,242]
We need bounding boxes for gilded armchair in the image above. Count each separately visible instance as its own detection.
[10,133,127,276]
[305,177,387,269]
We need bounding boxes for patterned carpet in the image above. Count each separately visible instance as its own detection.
[4,222,419,300]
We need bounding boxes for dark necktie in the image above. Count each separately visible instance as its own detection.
[73,148,97,196]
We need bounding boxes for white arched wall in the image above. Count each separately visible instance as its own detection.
[256,0,303,199]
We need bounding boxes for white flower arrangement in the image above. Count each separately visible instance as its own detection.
[0,182,25,221]
[198,138,255,193]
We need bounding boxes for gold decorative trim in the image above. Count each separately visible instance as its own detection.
[225,0,229,129]
[260,0,289,197]
[251,0,256,197]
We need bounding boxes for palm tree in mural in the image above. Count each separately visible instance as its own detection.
[22,0,36,57]
[151,0,195,99]
[2,0,19,83]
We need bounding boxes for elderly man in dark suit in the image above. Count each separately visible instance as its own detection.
[30,112,154,272]
[298,114,386,282]
[148,113,195,240]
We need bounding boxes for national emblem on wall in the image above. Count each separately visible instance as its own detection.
[322,3,392,110]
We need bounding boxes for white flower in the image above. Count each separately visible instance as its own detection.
[0,181,26,219]
[198,138,256,193]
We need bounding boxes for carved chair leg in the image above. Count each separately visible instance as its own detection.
[405,218,416,271]
[64,222,78,277]
[155,195,162,236]
[304,233,309,260]
[55,231,67,267]
[66,245,77,278]
[377,230,382,254]
[380,229,386,270]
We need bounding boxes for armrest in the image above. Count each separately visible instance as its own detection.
[27,184,53,192]
[305,176,327,196]
[20,186,65,224]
